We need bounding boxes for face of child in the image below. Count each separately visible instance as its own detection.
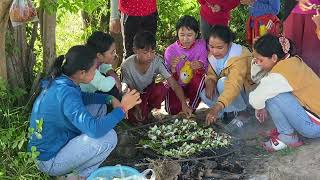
[207,36,230,59]
[97,43,117,64]
[253,50,277,71]
[178,26,197,49]
[135,48,156,64]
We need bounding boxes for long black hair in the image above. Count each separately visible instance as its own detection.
[254,34,296,60]
[86,31,115,54]
[48,45,96,79]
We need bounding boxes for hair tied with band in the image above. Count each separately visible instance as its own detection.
[60,55,66,67]
[279,36,290,55]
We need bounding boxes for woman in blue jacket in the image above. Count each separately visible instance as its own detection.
[28,45,141,179]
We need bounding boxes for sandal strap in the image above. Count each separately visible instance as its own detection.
[270,136,288,151]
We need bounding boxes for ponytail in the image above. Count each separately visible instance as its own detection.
[48,55,65,79]
[46,45,96,80]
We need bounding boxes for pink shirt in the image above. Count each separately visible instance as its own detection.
[164,39,208,85]
[292,0,320,14]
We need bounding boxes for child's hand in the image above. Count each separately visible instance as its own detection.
[299,0,313,11]
[210,4,221,13]
[109,19,121,34]
[240,0,255,5]
[312,9,320,27]
[255,108,268,123]
[206,103,223,125]
[115,79,122,91]
[170,55,185,72]
[181,103,193,118]
[121,89,142,112]
[190,61,203,70]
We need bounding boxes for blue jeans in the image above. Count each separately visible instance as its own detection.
[266,92,320,138]
[36,104,117,177]
[200,77,248,115]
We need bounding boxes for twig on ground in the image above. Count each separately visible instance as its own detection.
[135,149,236,167]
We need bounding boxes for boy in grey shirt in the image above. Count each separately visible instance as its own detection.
[121,31,192,125]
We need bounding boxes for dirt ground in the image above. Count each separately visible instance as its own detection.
[107,103,320,180]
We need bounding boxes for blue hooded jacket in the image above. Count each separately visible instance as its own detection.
[28,75,125,161]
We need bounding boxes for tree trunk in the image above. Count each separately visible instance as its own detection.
[40,5,56,74]
[0,0,12,81]
[6,25,27,88]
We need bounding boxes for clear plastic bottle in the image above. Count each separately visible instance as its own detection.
[224,118,244,135]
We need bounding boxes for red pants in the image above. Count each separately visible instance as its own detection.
[127,82,168,124]
[165,69,205,115]
[284,13,320,76]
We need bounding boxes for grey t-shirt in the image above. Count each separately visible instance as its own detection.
[121,54,172,92]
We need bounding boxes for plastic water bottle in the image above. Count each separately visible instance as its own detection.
[224,118,244,135]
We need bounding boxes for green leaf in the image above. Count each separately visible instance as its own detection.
[31,146,37,152]
[12,141,18,149]
[18,140,25,150]
[34,132,42,140]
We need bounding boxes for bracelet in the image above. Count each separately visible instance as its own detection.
[105,96,113,104]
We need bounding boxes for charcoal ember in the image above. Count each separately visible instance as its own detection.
[220,160,244,174]
[203,169,243,179]
[180,161,201,180]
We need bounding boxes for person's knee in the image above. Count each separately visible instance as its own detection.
[90,129,118,154]
[266,92,294,106]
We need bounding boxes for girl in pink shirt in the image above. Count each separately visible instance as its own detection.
[164,15,208,115]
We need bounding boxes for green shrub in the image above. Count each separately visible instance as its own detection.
[0,79,49,180]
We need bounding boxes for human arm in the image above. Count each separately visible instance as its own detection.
[64,91,126,138]
[204,64,218,100]
[249,73,293,110]
[107,70,122,91]
[167,76,192,116]
[206,53,249,124]
[120,65,135,90]
[81,92,113,105]
[109,0,121,33]
[64,88,141,138]
[164,46,181,73]
[312,9,320,40]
